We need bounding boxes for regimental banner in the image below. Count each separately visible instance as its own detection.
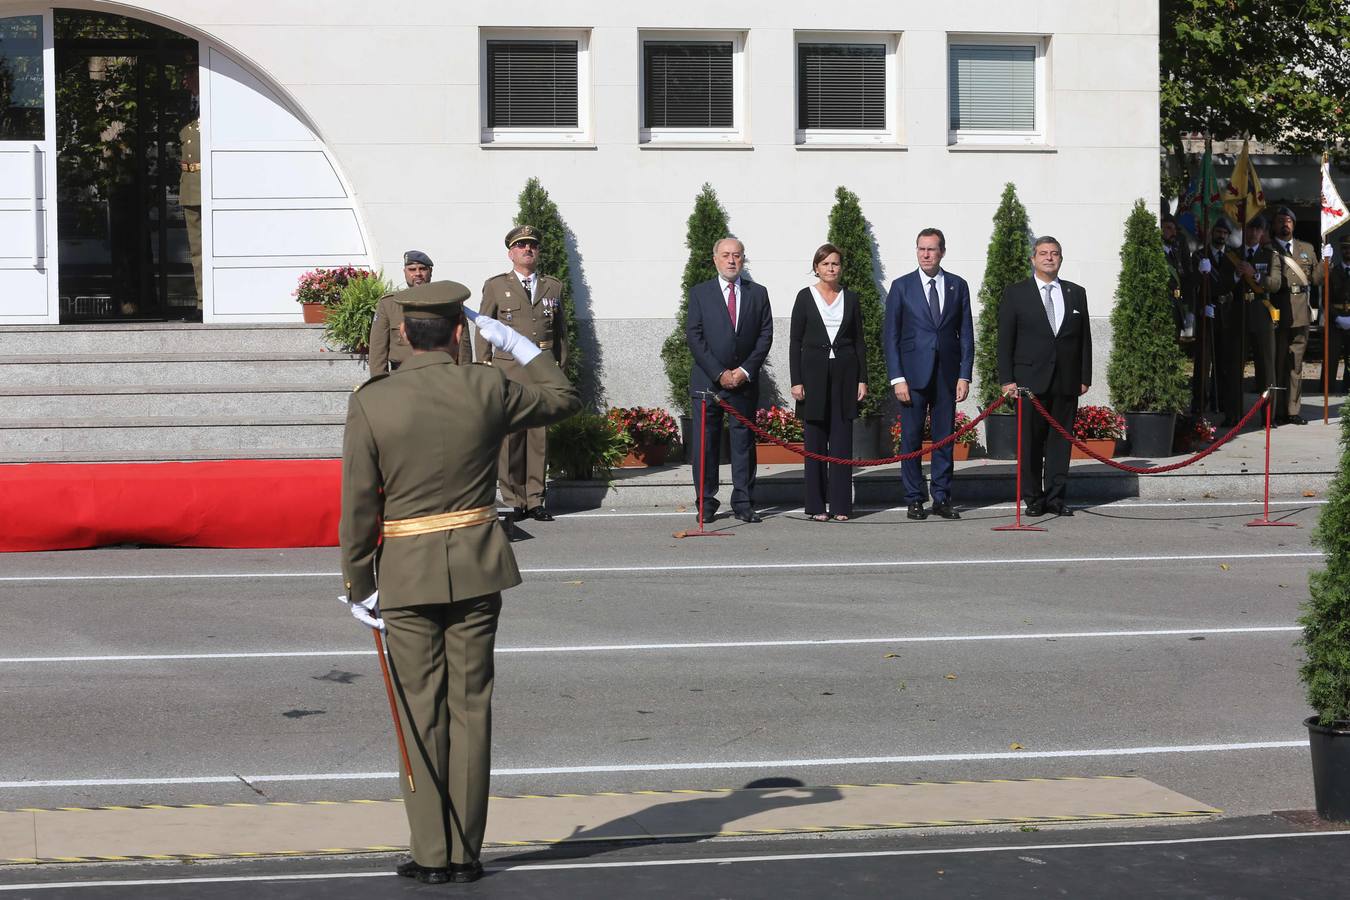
[1321,159,1348,239]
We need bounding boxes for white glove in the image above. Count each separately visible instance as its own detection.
[1198,258,1212,274]
[1324,244,1335,260]
[340,591,384,633]
[1335,315,1350,330]
[1204,304,1215,319]
[468,309,542,365]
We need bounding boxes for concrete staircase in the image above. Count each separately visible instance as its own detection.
[0,324,368,462]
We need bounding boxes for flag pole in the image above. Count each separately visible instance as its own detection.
[1198,135,1211,417]
[1325,151,1332,425]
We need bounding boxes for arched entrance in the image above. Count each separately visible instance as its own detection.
[0,4,372,325]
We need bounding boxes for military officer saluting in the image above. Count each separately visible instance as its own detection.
[474,225,568,522]
[1270,207,1317,424]
[368,251,471,373]
[339,280,580,884]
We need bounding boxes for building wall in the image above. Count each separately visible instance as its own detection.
[39,1,1160,408]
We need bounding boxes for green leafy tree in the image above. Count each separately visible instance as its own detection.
[514,177,581,387]
[825,186,887,418]
[661,183,730,415]
[1160,0,1350,192]
[1106,200,1190,413]
[974,183,1033,412]
[1301,412,1350,726]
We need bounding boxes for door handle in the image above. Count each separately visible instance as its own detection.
[30,144,39,266]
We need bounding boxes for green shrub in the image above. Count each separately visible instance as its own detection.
[514,178,582,389]
[974,184,1033,412]
[547,412,630,481]
[1300,412,1350,726]
[662,183,730,416]
[1106,200,1190,413]
[322,270,389,353]
[826,186,887,418]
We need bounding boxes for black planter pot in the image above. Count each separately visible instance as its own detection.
[984,412,1018,459]
[1307,716,1350,822]
[1123,412,1177,457]
[678,413,730,461]
[852,415,881,460]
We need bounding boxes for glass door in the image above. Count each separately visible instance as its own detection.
[0,11,58,323]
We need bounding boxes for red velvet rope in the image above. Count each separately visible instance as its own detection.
[711,394,1006,468]
[1023,391,1269,474]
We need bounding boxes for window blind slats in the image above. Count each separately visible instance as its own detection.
[797,43,885,131]
[948,45,1035,131]
[644,42,733,129]
[487,40,579,128]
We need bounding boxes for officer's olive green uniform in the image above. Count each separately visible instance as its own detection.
[178,118,202,308]
[340,291,580,869]
[1239,243,1283,402]
[368,291,472,373]
[1273,237,1318,417]
[474,272,567,510]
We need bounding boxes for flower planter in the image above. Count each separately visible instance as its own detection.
[301,302,330,324]
[1123,412,1176,457]
[618,443,670,468]
[908,441,971,461]
[1306,716,1350,822]
[756,442,806,465]
[984,412,1017,459]
[1071,438,1117,460]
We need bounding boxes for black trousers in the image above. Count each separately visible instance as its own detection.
[690,392,757,516]
[1328,322,1350,394]
[803,360,855,517]
[1212,303,1244,426]
[1020,390,1078,506]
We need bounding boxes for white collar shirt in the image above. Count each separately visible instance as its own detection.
[514,270,539,305]
[1035,276,1065,335]
[718,275,744,330]
[917,269,946,316]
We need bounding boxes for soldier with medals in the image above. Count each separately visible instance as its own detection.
[1270,207,1317,424]
[1233,215,1284,413]
[339,280,580,884]
[368,251,472,373]
[474,225,568,522]
[1324,232,1350,396]
[1194,218,1242,426]
[178,65,202,311]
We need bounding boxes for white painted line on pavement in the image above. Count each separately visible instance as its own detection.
[0,739,1306,789]
[0,625,1302,664]
[557,499,1328,518]
[0,550,1322,582]
[3,830,1347,890]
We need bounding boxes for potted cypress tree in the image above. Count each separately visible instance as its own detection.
[974,184,1032,458]
[661,183,731,455]
[826,186,888,459]
[1299,411,1350,821]
[1106,201,1190,457]
[514,178,583,392]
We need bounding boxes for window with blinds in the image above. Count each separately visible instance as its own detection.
[643,41,733,129]
[797,43,885,131]
[948,44,1036,132]
[486,40,579,128]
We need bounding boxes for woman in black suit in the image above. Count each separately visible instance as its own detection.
[790,243,868,521]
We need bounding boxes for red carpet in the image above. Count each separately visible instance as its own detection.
[1,460,342,551]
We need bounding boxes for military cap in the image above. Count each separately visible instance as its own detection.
[395,280,471,319]
[505,225,541,247]
[1211,217,1233,233]
[1247,214,1268,231]
[403,250,434,268]
[1273,206,1297,224]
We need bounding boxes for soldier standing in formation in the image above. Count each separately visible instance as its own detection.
[1161,214,1195,342]
[178,65,202,312]
[368,251,471,373]
[1235,215,1283,413]
[1269,207,1316,424]
[339,280,580,885]
[1325,232,1350,396]
[1194,219,1243,427]
[474,225,568,522]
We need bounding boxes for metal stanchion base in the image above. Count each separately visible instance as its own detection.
[675,527,736,538]
[1245,518,1299,528]
[992,522,1047,532]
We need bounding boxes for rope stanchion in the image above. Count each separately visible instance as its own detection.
[992,392,1045,533]
[1247,389,1299,528]
[675,393,735,539]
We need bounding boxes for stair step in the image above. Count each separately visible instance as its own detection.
[0,416,344,453]
[0,323,332,355]
[0,353,370,387]
[0,385,352,418]
[0,449,341,464]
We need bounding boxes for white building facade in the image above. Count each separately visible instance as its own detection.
[0,0,1159,409]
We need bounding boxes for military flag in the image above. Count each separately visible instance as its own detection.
[1177,145,1224,240]
[1222,140,1264,225]
[1321,157,1348,240]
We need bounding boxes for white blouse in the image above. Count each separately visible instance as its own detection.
[810,286,845,359]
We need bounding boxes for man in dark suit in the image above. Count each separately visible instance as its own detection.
[1193,219,1242,426]
[686,238,774,522]
[884,227,974,520]
[997,236,1093,517]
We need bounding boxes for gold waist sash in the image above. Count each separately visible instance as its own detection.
[382,504,496,538]
[537,339,553,350]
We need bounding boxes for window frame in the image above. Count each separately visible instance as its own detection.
[946,34,1048,146]
[638,30,746,145]
[480,28,591,145]
[794,31,900,147]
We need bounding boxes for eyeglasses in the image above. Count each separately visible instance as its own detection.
[511,240,539,249]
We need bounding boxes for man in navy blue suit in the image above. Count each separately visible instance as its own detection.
[884,228,975,521]
[685,238,774,523]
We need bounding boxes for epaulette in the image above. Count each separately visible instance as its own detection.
[353,372,391,392]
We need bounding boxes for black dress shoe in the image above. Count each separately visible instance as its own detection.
[906,502,929,520]
[931,501,961,520]
[1046,502,1074,516]
[1288,414,1307,425]
[448,860,484,883]
[1025,500,1046,517]
[396,859,449,884]
[733,510,763,523]
[525,506,554,522]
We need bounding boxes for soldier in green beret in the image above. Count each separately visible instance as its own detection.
[474,225,568,521]
[339,280,580,884]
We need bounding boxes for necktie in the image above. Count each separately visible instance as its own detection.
[1247,247,1256,261]
[1043,284,1056,334]
[521,277,532,302]
[927,279,941,324]
[726,282,737,330]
